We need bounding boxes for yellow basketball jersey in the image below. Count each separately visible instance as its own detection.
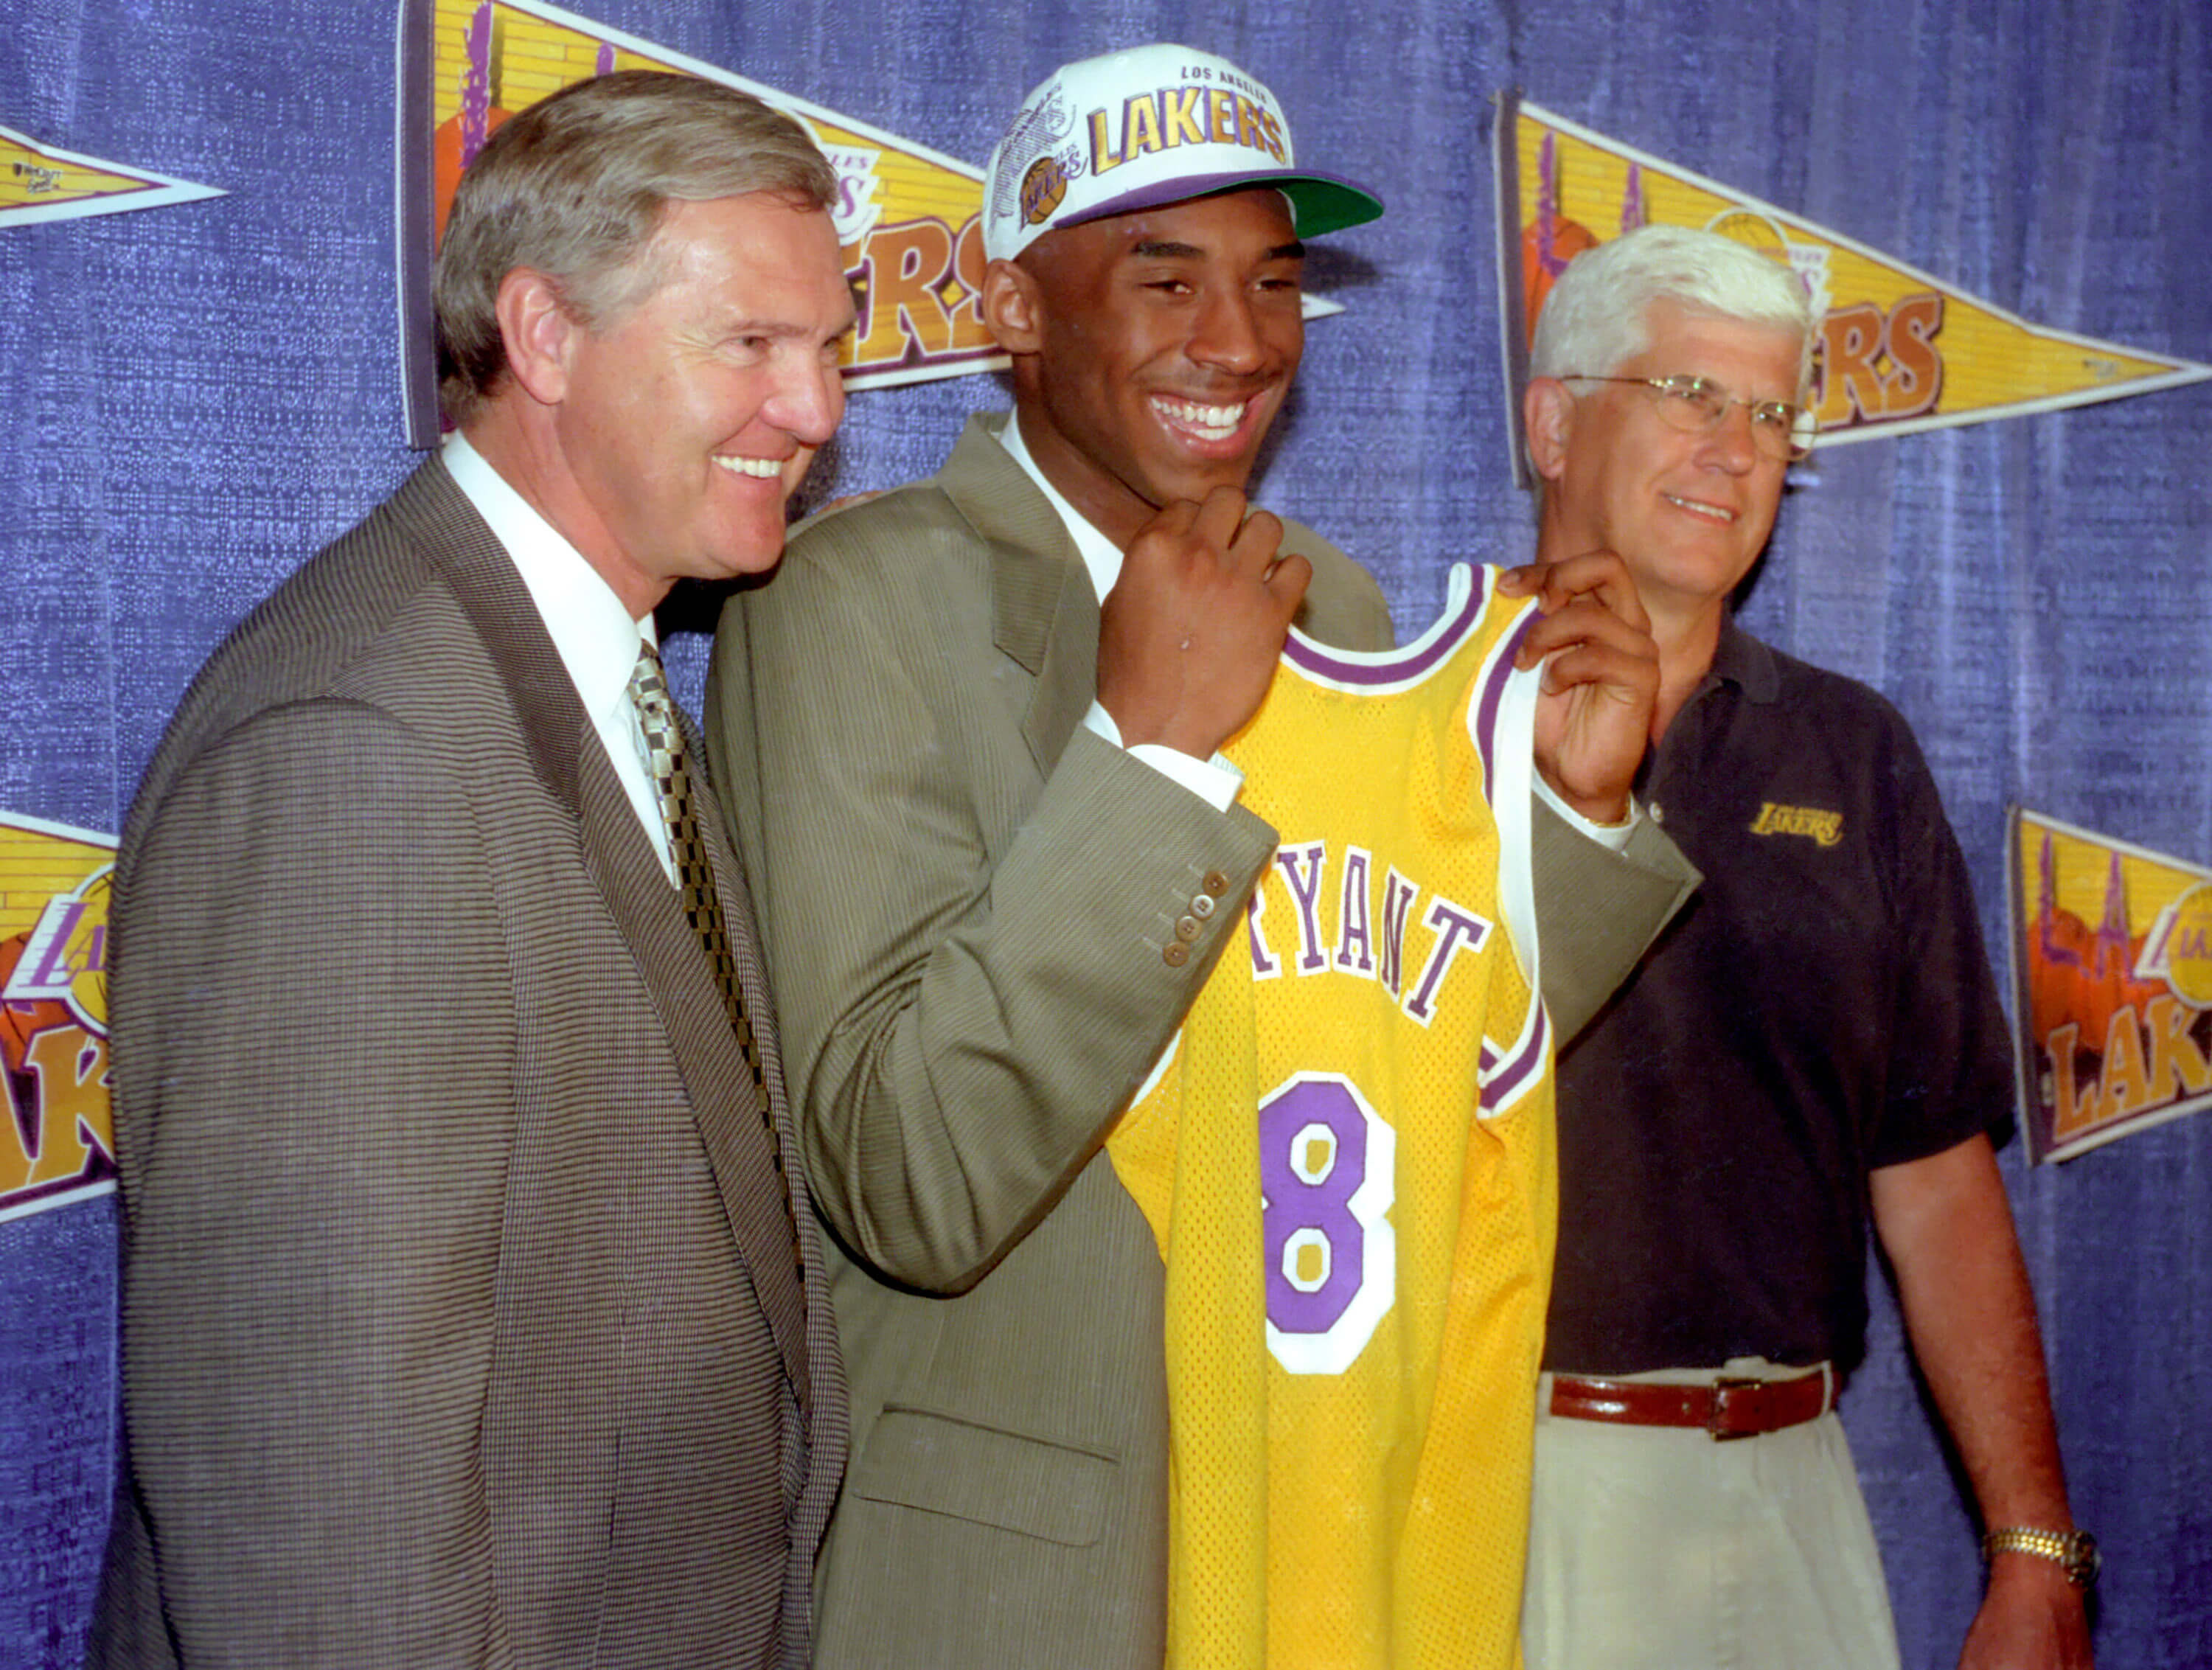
[1106,563,1557,1670]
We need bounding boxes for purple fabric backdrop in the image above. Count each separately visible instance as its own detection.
[4,1,2207,1664]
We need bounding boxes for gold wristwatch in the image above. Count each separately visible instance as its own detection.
[1982,1525,2100,1589]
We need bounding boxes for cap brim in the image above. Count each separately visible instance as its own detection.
[1055,167,1384,240]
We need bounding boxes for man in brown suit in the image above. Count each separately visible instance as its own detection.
[88,73,853,1667]
[707,44,1694,1667]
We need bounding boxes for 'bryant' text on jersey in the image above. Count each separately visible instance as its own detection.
[1246,840,1492,1028]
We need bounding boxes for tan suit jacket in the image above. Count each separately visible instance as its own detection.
[88,457,844,1668]
[706,415,1693,1667]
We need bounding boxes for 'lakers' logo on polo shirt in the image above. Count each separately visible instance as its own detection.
[1750,801,1843,846]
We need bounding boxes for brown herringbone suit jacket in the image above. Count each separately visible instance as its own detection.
[88,456,844,1669]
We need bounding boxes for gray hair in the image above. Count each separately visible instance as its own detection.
[434,69,838,426]
[1529,223,1815,399]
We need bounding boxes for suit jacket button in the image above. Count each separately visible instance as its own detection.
[1163,941,1190,967]
[1201,869,1231,897]
[1175,915,1202,942]
[1189,893,1217,919]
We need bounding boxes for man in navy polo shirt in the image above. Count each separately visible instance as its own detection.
[1516,225,2093,1670]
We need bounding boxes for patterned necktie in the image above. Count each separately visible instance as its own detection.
[627,641,807,1298]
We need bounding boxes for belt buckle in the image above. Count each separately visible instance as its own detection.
[1706,1377,1765,1441]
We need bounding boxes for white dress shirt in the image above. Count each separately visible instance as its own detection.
[999,416,1245,812]
[443,432,678,882]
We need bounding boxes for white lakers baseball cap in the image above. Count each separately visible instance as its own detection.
[981,44,1385,263]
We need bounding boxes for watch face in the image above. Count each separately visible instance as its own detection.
[2068,1531,2101,1587]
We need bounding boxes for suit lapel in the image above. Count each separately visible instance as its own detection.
[422,462,812,1403]
[386,459,585,814]
[937,415,1105,777]
[572,739,813,1405]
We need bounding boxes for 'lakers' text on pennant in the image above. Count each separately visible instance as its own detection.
[1,122,223,230]
[398,0,1004,446]
[1490,94,2209,485]
[2008,808,2212,1164]
[1,812,116,1223]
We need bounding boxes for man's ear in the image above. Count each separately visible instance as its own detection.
[1524,378,1576,484]
[493,268,577,406]
[981,257,1044,355]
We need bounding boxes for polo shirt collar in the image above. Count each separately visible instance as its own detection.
[1709,614,1781,705]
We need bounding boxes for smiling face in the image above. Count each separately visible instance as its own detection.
[545,192,855,608]
[990,187,1305,549]
[1536,299,1805,623]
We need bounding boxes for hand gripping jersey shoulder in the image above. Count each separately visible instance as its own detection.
[1105,563,1557,1670]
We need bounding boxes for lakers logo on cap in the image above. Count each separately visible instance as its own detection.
[989,84,1078,227]
[1020,154,1070,229]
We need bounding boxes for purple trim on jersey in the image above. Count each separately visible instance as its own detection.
[1282,570,1493,686]
[1470,611,1538,793]
[1478,999,1552,1113]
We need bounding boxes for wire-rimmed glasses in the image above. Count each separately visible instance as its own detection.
[1561,374,1815,462]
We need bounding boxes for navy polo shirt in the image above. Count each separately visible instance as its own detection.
[1543,619,2014,1377]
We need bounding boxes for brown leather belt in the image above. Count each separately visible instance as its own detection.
[1548,1368,1832,1441]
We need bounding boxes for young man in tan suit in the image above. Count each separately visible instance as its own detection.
[709,44,1694,1666]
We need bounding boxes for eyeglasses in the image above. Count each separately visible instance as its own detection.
[1561,374,1815,462]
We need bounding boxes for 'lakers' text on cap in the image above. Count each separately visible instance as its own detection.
[981,43,1384,263]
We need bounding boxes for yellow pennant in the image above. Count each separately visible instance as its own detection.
[2008,808,2212,1163]
[1,122,223,229]
[400,0,1005,444]
[1493,95,2209,481]
[0,811,116,1222]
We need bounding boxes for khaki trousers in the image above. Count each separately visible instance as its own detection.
[1520,1361,1901,1670]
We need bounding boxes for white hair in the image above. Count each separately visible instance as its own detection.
[1529,223,1815,398]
